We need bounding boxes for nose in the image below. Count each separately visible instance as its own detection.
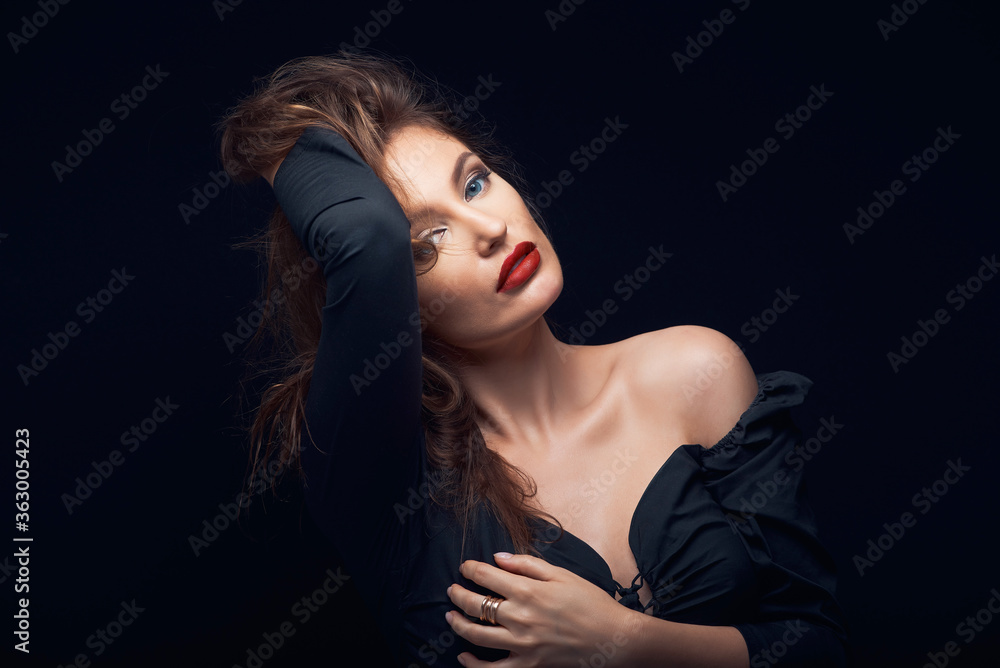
[466,209,508,256]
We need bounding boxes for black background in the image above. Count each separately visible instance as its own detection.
[4,0,999,666]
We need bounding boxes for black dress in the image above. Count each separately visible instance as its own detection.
[271,126,851,667]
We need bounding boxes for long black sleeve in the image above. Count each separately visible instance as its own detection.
[271,125,426,600]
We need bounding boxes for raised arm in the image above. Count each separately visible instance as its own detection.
[269,125,425,568]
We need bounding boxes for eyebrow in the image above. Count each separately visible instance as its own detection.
[407,151,476,228]
[452,151,474,188]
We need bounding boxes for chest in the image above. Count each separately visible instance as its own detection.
[505,424,693,609]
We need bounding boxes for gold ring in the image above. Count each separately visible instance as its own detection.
[479,594,504,625]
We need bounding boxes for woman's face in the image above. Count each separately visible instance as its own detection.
[382,125,563,353]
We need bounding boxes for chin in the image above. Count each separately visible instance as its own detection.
[534,264,564,303]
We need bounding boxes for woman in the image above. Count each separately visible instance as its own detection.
[220,52,849,667]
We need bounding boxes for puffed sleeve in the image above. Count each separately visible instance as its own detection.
[680,370,851,667]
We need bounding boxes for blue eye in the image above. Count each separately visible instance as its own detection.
[465,169,492,200]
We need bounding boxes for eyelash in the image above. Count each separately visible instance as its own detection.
[417,167,493,245]
[466,168,493,201]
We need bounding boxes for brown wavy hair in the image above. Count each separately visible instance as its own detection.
[219,51,562,555]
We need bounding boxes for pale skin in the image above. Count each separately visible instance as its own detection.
[266,124,757,667]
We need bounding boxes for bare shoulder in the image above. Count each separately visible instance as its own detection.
[614,326,760,448]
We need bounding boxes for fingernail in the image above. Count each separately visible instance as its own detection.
[457,655,467,667]
[494,551,513,560]
[446,585,453,597]
[445,611,454,624]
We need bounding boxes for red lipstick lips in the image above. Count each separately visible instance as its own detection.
[497,241,541,293]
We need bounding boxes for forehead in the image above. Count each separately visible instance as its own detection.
[384,126,468,185]
[383,125,475,220]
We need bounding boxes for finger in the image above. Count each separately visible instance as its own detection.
[445,609,515,652]
[490,552,558,581]
[447,583,515,626]
[459,559,536,598]
[457,650,522,667]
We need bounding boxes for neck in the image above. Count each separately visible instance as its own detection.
[444,317,601,455]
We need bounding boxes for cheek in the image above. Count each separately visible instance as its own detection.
[416,274,466,333]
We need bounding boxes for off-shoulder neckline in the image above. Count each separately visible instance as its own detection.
[535,369,806,592]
